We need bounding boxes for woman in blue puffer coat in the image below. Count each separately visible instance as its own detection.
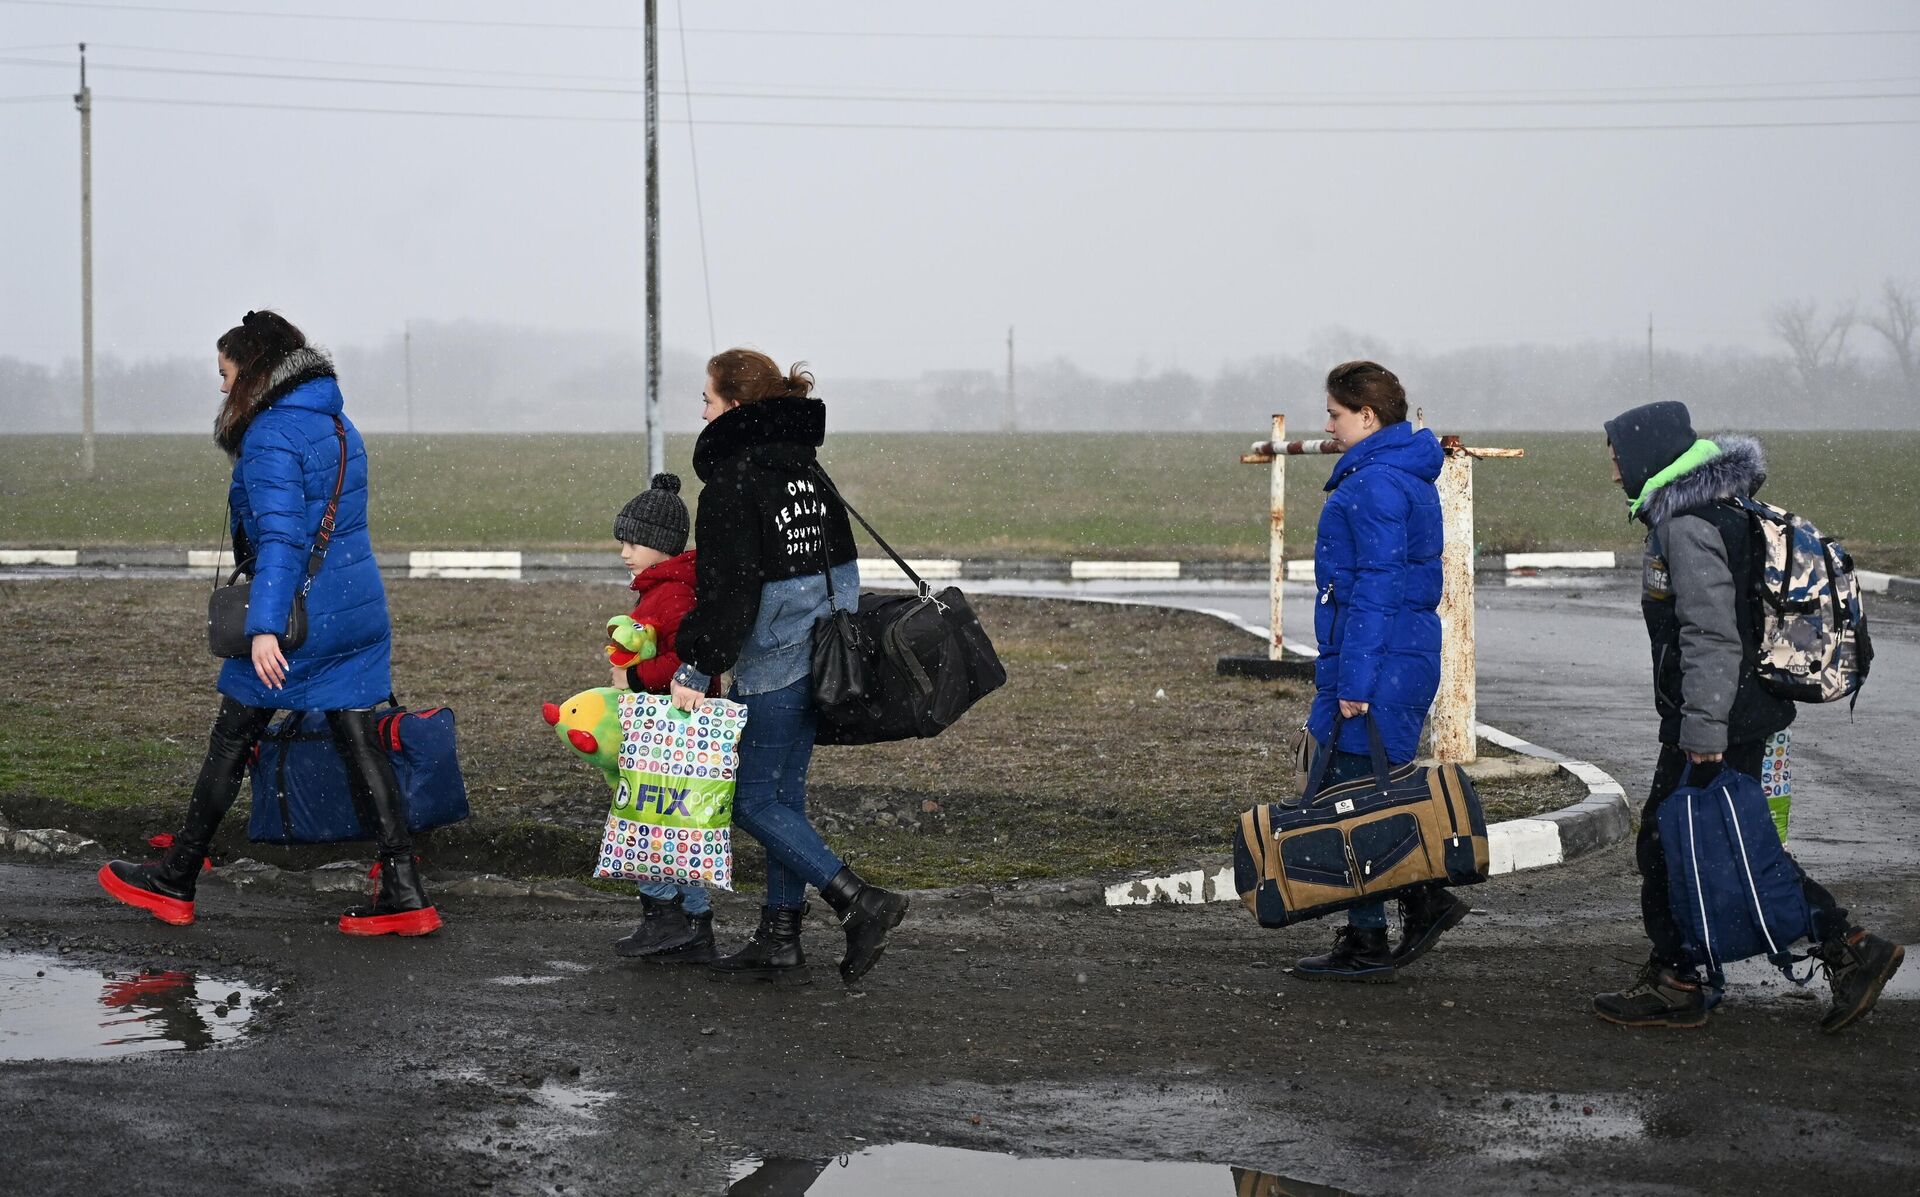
[1293,360,1464,982]
[99,311,440,936]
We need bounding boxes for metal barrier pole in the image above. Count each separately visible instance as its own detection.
[1266,413,1286,661]
[1433,442,1478,764]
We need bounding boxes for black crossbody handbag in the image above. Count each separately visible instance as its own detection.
[206,416,348,659]
[806,465,1006,745]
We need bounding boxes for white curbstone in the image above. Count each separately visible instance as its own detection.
[858,557,962,583]
[0,549,79,566]
[1504,551,1616,571]
[409,550,523,579]
[1070,560,1182,581]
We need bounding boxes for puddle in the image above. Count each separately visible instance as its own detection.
[1455,1092,1646,1163]
[1716,944,1917,1005]
[489,974,567,986]
[728,1144,1354,1196]
[530,1077,614,1115]
[0,951,272,1061]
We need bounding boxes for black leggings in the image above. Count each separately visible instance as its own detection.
[1637,741,1848,968]
[178,696,413,856]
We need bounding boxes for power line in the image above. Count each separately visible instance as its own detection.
[93,92,1920,133]
[0,91,65,101]
[674,0,716,354]
[7,2,1920,43]
[69,43,1920,101]
[8,57,1920,110]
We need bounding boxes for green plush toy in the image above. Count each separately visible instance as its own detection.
[604,614,660,672]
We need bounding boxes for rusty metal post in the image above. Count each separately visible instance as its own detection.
[1432,440,1477,764]
[1266,413,1286,661]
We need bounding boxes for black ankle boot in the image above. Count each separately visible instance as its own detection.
[646,911,715,965]
[708,905,810,986]
[1395,887,1469,966]
[339,853,443,937]
[821,866,910,984]
[97,843,205,927]
[1293,925,1397,983]
[614,893,685,958]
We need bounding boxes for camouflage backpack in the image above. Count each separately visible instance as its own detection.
[1735,497,1873,704]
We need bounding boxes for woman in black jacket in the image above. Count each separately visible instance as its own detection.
[670,348,908,986]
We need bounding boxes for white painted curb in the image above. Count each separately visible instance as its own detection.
[1070,560,1181,581]
[859,557,962,583]
[1505,550,1616,571]
[409,550,524,579]
[0,549,78,566]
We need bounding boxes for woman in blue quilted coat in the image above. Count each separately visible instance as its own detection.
[98,311,440,936]
[1293,361,1464,982]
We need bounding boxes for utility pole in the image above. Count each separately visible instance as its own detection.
[1646,312,1654,395]
[402,320,414,434]
[643,0,664,475]
[75,43,95,477]
[1004,325,1015,433]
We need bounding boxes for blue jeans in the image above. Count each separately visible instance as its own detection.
[1318,748,1389,930]
[637,881,710,916]
[729,675,844,910]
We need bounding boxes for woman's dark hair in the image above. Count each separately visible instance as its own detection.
[1326,360,1408,426]
[215,310,306,454]
[707,347,813,406]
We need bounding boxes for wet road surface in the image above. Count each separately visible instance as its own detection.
[0,574,1914,1195]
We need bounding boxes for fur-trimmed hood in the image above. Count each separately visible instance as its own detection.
[216,346,337,456]
[1638,434,1767,526]
[260,346,335,407]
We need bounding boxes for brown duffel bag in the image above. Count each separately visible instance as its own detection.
[1232,713,1489,928]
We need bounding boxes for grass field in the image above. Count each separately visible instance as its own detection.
[0,580,1578,887]
[4,430,1917,573]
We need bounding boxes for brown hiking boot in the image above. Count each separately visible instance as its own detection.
[1593,958,1709,1028]
[1815,930,1905,1034]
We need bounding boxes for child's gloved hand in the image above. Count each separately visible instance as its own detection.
[605,615,659,667]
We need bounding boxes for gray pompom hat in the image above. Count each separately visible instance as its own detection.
[613,473,690,555]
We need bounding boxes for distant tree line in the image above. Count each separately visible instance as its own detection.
[1,283,1914,434]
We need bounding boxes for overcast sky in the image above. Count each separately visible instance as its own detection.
[2,0,1916,380]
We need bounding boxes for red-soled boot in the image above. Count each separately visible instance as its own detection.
[339,853,443,937]
[97,843,204,926]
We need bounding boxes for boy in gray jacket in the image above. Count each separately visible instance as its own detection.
[1595,401,1902,1031]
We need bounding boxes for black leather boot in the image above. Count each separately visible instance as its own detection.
[329,709,443,937]
[615,893,684,958]
[97,842,205,927]
[644,911,716,965]
[708,905,810,986]
[821,866,910,984]
[1395,887,1469,966]
[340,853,443,937]
[1293,925,1397,983]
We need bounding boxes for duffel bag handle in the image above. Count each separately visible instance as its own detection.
[1302,710,1396,803]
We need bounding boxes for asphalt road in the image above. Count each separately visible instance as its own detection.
[1,574,1915,1196]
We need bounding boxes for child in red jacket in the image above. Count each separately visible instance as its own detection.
[605,473,715,964]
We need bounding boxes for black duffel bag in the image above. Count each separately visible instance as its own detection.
[807,468,1006,746]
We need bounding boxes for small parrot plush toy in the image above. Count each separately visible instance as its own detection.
[604,614,660,672]
[541,687,625,792]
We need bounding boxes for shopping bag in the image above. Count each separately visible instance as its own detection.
[592,692,745,889]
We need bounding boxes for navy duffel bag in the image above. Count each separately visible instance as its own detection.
[247,705,470,845]
[1657,764,1816,975]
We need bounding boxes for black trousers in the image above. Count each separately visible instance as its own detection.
[178,695,413,856]
[1637,741,1848,968]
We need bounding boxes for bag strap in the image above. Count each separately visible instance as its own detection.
[808,464,935,601]
[299,416,350,597]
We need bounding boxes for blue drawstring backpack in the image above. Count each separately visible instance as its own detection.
[1657,764,1817,978]
[248,705,469,844]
